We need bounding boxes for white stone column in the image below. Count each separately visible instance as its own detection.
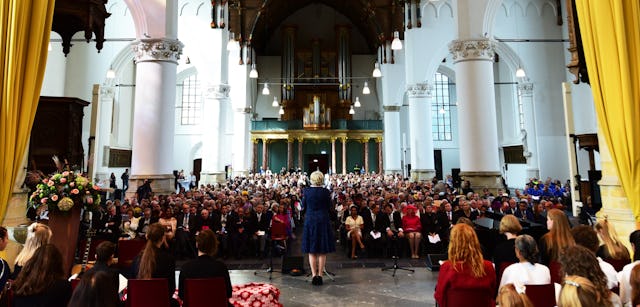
[129,38,183,195]
[407,83,436,181]
[518,83,540,179]
[232,106,251,177]
[383,106,402,174]
[331,137,337,174]
[200,84,231,184]
[449,39,502,191]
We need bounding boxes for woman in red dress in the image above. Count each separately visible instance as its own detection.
[401,205,422,259]
[434,223,496,307]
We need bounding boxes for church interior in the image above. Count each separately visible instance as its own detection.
[1,0,639,306]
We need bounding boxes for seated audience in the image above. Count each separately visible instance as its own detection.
[402,204,422,259]
[538,209,575,266]
[12,244,71,307]
[493,215,522,280]
[570,225,618,290]
[13,222,51,279]
[434,223,496,306]
[84,241,120,300]
[500,234,550,288]
[497,283,534,307]
[178,229,232,305]
[0,227,11,290]
[617,230,640,305]
[345,205,365,259]
[134,223,177,307]
[595,219,631,266]
[559,245,618,307]
[630,265,640,307]
[68,271,119,307]
[559,275,608,307]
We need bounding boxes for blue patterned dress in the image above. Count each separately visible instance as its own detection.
[301,186,336,254]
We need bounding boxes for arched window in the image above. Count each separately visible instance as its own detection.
[180,74,201,125]
[432,72,452,141]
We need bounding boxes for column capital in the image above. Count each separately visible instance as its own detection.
[330,136,338,143]
[132,38,183,64]
[518,83,534,97]
[448,39,496,63]
[296,137,304,143]
[251,137,260,144]
[99,86,115,100]
[205,84,231,99]
[383,105,401,112]
[360,137,370,144]
[339,136,348,142]
[406,83,433,98]
[375,136,383,143]
[287,137,295,143]
[235,107,252,114]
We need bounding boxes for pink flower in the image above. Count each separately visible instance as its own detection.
[62,171,69,177]
[87,197,94,204]
[69,182,75,187]
[47,180,54,187]
[93,185,100,191]
[51,195,59,201]
[43,178,48,183]
[71,189,80,195]
[41,198,48,204]
[60,178,67,184]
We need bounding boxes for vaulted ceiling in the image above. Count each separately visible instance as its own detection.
[228,0,405,54]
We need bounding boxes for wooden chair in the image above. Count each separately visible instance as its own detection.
[525,284,556,307]
[443,288,494,307]
[548,261,563,284]
[184,278,227,307]
[117,239,146,270]
[125,279,170,307]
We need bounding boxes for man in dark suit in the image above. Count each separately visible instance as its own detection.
[514,199,534,221]
[362,203,385,257]
[137,207,159,239]
[176,204,197,259]
[178,230,232,306]
[227,206,250,259]
[379,203,405,258]
[249,204,270,259]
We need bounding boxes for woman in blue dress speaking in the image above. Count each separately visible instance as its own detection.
[301,170,336,286]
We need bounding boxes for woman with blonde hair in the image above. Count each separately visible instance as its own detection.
[13,223,51,279]
[301,170,335,286]
[493,215,522,280]
[595,218,631,264]
[538,208,575,266]
[497,283,534,307]
[434,223,496,306]
[559,275,608,307]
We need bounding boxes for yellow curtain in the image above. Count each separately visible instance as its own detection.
[575,2,640,222]
[0,0,56,221]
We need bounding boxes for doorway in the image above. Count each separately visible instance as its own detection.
[193,158,201,187]
[306,154,329,174]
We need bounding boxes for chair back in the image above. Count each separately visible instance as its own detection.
[117,239,147,270]
[497,261,515,285]
[71,278,81,292]
[125,278,170,307]
[548,261,563,284]
[184,278,227,307]
[271,221,288,241]
[444,288,494,307]
[604,257,630,272]
[525,284,556,307]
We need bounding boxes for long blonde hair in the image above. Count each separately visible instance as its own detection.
[543,209,575,261]
[137,223,165,279]
[559,275,611,307]
[595,219,630,260]
[497,284,534,307]
[15,223,52,267]
[448,223,485,278]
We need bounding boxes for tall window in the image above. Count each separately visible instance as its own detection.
[181,74,201,125]
[432,72,452,141]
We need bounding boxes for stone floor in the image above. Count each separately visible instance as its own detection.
[229,260,439,307]
[215,227,440,306]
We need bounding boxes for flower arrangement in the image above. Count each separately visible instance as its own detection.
[29,170,101,213]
